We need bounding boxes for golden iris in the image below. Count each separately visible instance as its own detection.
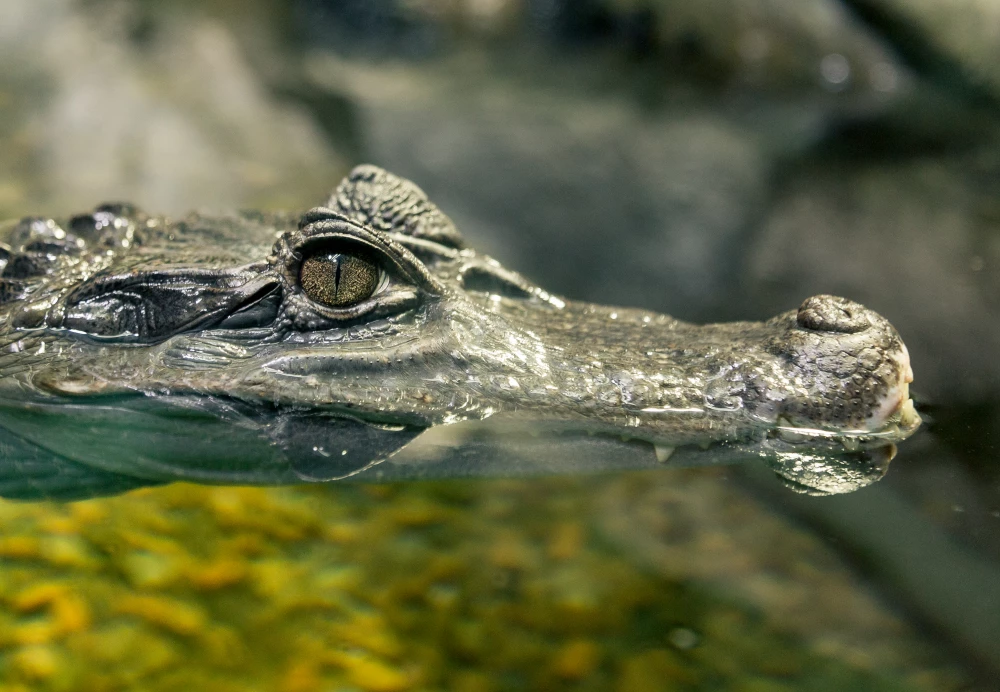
[300,251,379,308]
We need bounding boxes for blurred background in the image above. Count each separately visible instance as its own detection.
[1,0,999,690]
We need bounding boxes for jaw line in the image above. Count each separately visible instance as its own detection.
[772,394,920,452]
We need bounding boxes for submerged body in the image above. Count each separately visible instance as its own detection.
[0,166,919,500]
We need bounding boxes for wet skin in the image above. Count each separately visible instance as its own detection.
[0,166,919,500]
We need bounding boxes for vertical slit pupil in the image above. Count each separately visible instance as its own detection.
[300,249,380,308]
[334,257,342,300]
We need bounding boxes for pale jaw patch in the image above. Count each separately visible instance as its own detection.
[867,344,919,435]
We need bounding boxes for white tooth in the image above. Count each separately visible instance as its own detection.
[841,437,860,452]
[654,445,675,463]
[901,345,914,383]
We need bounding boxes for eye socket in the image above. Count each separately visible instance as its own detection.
[276,211,448,332]
[299,250,381,308]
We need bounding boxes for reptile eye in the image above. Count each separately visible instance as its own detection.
[299,250,380,308]
[279,211,446,332]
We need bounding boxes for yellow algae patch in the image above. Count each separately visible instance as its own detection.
[250,559,317,607]
[326,651,413,692]
[323,521,362,544]
[311,565,364,594]
[330,612,403,659]
[207,487,319,540]
[120,550,185,589]
[68,500,108,525]
[386,497,453,527]
[0,536,40,559]
[9,621,58,647]
[114,594,207,636]
[200,624,248,667]
[67,623,179,677]
[487,531,536,570]
[11,583,68,612]
[547,521,585,561]
[186,557,249,590]
[248,561,350,622]
[218,533,269,557]
[37,515,79,535]
[0,535,96,569]
[450,671,494,692]
[118,530,185,556]
[8,583,91,645]
[250,558,305,599]
[615,649,693,692]
[37,536,97,569]
[551,638,601,680]
[9,645,61,681]
[279,660,322,692]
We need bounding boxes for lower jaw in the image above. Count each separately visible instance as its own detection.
[773,395,921,452]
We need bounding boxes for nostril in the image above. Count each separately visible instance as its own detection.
[796,295,871,334]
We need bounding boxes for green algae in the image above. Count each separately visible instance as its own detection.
[0,474,967,691]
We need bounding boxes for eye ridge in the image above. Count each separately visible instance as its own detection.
[299,249,380,308]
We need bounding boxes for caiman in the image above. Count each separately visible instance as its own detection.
[0,166,920,500]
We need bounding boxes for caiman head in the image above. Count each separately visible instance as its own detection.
[0,166,919,499]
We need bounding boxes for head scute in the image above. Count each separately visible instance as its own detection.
[329,165,465,249]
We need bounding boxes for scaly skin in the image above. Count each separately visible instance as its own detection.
[0,166,919,500]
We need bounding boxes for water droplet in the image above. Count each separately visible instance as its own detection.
[820,53,850,88]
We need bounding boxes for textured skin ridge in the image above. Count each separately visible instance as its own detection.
[331,164,464,248]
